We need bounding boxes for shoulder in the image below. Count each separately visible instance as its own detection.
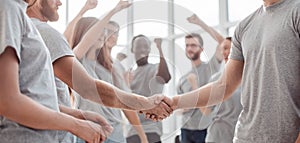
[235,6,264,35]
[33,20,63,39]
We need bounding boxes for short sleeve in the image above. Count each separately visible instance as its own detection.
[291,3,300,38]
[229,23,244,61]
[35,23,74,63]
[177,78,184,94]
[0,3,22,62]
[208,55,221,74]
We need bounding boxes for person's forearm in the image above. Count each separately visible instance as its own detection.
[195,21,224,44]
[73,9,118,59]
[94,80,149,110]
[156,48,171,83]
[59,104,85,119]
[64,6,89,45]
[0,93,78,132]
[173,61,242,109]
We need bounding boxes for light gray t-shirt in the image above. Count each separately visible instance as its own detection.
[0,0,59,142]
[76,57,126,143]
[177,56,221,130]
[32,19,74,143]
[230,0,300,142]
[128,64,165,137]
[206,72,243,143]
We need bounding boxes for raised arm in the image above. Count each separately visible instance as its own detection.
[73,0,131,59]
[187,14,224,61]
[172,59,244,109]
[0,48,106,142]
[63,0,98,44]
[154,38,171,83]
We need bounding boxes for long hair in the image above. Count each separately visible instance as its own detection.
[70,17,98,49]
[96,21,120,72]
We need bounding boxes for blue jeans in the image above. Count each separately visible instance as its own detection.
[181,128,207,143]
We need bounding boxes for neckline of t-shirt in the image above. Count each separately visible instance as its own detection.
[17,0,28,12]
[264,0,290,12]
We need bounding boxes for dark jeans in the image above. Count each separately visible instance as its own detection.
[126,132,161,143]
[181,128,207,143]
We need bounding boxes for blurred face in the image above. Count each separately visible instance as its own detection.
[132,37,151,61]
[220,39,231,62]
[41,0,62,21]
[185,37,203,61]
[105,24,119,49]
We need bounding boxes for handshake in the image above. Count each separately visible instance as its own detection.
[138,94,177,121]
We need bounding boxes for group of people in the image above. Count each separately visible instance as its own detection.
[0,0,299,143]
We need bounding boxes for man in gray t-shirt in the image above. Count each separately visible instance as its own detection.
[32,18,76,143]
[169,0,300,143]
[0,0,109,143]
[127,36,171,143]
[177,33,222,143]
[229,0,300,142]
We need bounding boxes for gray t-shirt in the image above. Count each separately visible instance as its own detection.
[177,56,221,130]
[229,0,300,142]
[0,0,59,142]
[128,64,165,137]
[206,72,243,143]
[32,19,74,143]
[76,57,126,143]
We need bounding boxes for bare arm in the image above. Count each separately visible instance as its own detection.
[123,110,149,143]
[52,56,172,117]
[0,48,106,142]
[187,14,224,61]
[154,38,171,83]
[73,0,131,59]
[63,0,98,44]
[59,104,113,135]
[172,59,244,109]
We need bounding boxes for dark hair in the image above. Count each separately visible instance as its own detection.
[185,33,204,48]
[225,37,232,41]
[131,34,151,53]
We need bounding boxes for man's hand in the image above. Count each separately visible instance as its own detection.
[80,110,113,136]
[140,95,174,121]
[187,14,204,25]
[70,119,108,143]
[113,0,132,13]
[84,0,98,11]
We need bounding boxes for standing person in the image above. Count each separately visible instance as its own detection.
[26,0,172,119]
[126,35,171,143]
[0,0,112,142]
[187,14,243,143]
[205,37,243,143]
[177,32,222,143]
[146,0,300,142]
[71,18,148,143]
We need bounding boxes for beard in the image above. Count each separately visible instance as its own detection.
[186,50,201,61]
[41,0,59,21]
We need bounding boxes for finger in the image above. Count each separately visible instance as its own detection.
[145,113,151,119]
[160,102,172,115]
[150,114,159,122]
[162,96,173,107]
